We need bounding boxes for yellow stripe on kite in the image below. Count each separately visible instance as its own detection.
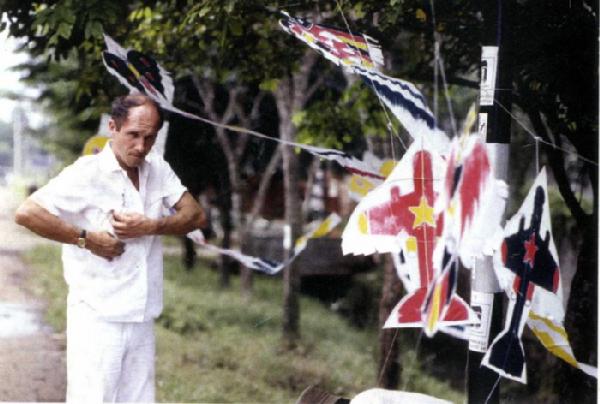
[426,285,441,335]
[531,329,579,368]
[338,37,368,50]
[127,63,141,78]
[529,311,569,340]
[312,217,333,238]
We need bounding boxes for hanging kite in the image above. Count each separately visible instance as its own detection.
[483,168,561,383]
[103,34,174,105]
[187,230,284,275]
[279,11,384,70]
[412,124,507,337]
[278,13,449,153]
[186,213,341,275]
[342,143,471,331]
[102,34,387,180]
[433,134,507,268]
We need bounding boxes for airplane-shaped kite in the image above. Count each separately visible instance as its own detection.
[484,168,560,383]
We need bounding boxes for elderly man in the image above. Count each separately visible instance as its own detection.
[15,94,204,402]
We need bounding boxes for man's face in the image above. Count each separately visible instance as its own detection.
[109,104,160,169]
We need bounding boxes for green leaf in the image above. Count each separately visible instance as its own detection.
[56,22,73,39]
[259,78,279,92]
[87,21,103,40]
[292,111,307,126]
[198,6,211,18]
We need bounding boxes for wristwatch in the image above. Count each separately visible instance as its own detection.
[77,229,87,249]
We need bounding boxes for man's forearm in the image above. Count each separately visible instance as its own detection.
[153,208,202,236]
[15,198,80,245]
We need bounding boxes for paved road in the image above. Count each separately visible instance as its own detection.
[0,187,66,401]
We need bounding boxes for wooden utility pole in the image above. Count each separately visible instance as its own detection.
[466,1,513,403]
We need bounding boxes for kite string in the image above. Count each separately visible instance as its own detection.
[334,0,407,158]
[429,0,458,139]
[494,100,597,166]
[401,328,425,391]
[377,328,400,385]
[484,374,502,404]
[535,135,540,173]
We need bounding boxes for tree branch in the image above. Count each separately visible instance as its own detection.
[245,145,283,229]
[524,105,589,229]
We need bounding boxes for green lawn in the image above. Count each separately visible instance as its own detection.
[24,243,464,403]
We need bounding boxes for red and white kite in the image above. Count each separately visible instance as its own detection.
[343,143,472,330]
[279,12,384,70]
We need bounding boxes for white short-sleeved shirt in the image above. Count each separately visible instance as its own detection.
[31,143,187,322]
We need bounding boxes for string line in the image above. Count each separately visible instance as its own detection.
[494,100,597,166]
[429,0,458,138]
[377,328,400,385]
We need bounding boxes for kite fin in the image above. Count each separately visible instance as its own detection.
[395,288,427,324]
[442,295,471,322]
[485,330,526,383]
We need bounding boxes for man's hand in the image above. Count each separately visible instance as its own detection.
[86,231,126,260]
[110,211,156,239]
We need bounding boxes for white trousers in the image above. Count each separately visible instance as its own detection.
[66,302,155,403]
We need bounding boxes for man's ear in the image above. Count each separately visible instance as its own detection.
[108,118,118,134]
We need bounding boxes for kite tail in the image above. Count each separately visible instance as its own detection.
[487,330,526,381]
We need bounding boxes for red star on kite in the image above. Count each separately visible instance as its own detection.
[523,232,538,267]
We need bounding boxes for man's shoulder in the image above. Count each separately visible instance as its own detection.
[145,151,173,173]
[63,154,102,173]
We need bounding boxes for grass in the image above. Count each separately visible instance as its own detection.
[24,243,465,403]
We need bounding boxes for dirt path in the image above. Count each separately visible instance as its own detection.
[0,187,66,402]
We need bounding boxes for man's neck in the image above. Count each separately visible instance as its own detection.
[125,167,140,190]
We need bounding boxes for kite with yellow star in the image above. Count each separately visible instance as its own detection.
[342,142,459,330]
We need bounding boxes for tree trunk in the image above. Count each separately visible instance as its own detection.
[556,221,598,403]
[377,254,404,388]
[280,119,303,347]
[217,186,233,289]
[276,52,321,348]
